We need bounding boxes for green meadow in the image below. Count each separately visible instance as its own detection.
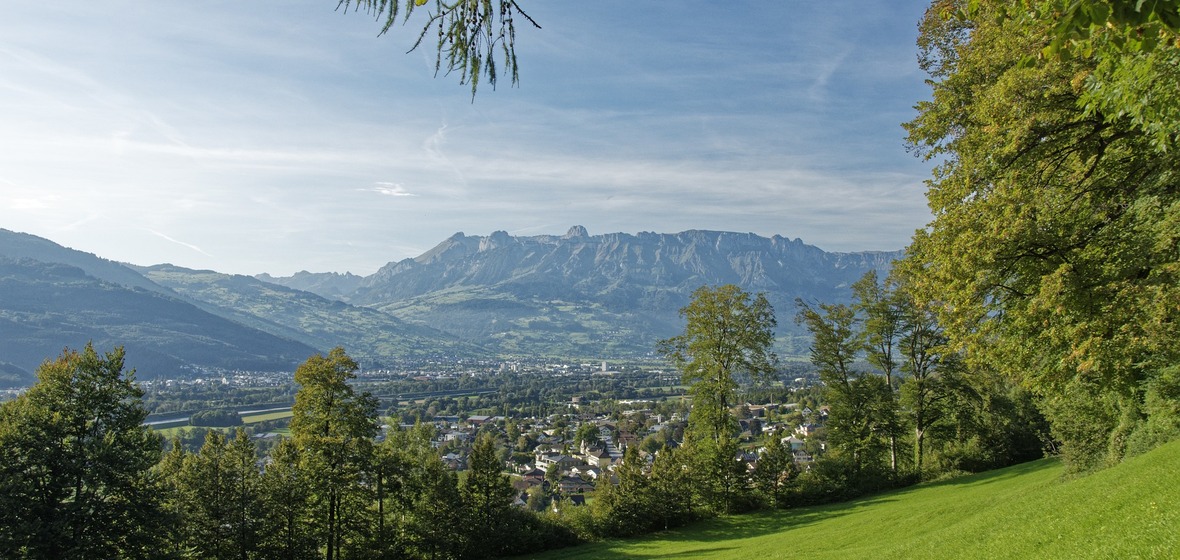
[153,409,294,438]
[527,439,1180,559]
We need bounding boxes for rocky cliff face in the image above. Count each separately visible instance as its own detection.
[262,227,902,357]
[352,227,898,306]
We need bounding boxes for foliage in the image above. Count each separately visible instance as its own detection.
[660,284,776,513]
[258,439,318,559]
[851,270,903,472]
[906,0,1180,471]
[373,423,463,559]
[161,429,265,559]
[290,347,380,560]
[796,301,895,480]
[751,433,799,508]
[0,344,164,558]
[338,0,541,97]
[590,446,652,537]
[461,431,516,558]
[189,408,244,427]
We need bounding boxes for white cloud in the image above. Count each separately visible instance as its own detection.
[368,183,416,197]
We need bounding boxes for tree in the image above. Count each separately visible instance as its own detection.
[461,432,515,558]
[168,428,265,559]
[851,270,904,473]
[339,0,541,97]
[796,301,894,478]
[574,422,600,451]
[659,284,777,513]
[896,295,956,475]
[906,0,1180,471]
[289,347,379,560]
[258,439,318,560]
[369,423,462,560]
[975,0,1180,152]
[659,285,777,443]
[752,433,798,508]
[591,445,652,537]
[0,344,164,559]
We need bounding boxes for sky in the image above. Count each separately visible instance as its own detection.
[1,1,936,276]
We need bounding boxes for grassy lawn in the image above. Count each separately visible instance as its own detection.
[524,439,1180,559]
[240,409,293,423]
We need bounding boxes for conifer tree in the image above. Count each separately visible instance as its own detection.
[461,432,515,558]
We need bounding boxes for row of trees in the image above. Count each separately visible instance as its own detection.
[798,272,1048,493]
[0,345,570,559]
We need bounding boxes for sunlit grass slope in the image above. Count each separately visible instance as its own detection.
[527,439,1180,559]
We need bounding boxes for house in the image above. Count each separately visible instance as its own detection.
[535,453,580,471]
[558,476,595,494]
[616,432,640,451]
[443,430,470,443]
[574,466,603,480]
[782,436,806,451]
[550,493,587,513]
[467,414,505,426]
[586,448,614,468]
[795,424,819,438]
[442,453,466,470]
[520,467,546,484]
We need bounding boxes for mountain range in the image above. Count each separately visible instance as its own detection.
[0,226,901,387]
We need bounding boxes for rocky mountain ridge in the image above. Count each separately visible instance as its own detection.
[261,227,902,357]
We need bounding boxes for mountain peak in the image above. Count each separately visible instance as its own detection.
[564,225,589,239]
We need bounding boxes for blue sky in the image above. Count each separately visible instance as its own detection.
[1,1,935,276]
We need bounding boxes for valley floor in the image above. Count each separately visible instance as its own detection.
[523,439,1180,559]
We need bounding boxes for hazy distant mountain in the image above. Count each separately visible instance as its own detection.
[255,270,364,301]
[0,361,33,390]
[136,264,478,363]
[0,228,170,295]
[0,226,902,380]
[0,256,316,379]
[261,227,902,357]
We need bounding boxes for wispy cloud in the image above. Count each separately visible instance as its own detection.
[368,182,417,197]
[1,0,935,275]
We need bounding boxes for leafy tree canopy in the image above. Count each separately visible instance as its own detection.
[660,284,777,442]
[906,0,1180,470]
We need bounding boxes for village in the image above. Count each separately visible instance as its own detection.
[401,396,829,511]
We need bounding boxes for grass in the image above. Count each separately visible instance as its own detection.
[240,410,294,423]
[524,439,1180,559]
[152,408,294,437]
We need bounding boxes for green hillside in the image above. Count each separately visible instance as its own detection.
[528,440,1180,559]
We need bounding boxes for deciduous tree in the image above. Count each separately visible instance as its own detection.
[906,0,1180,471]
[659,284,776,513]
[797,301,894,478]
[0,344,164,559]
[290,347,379,560]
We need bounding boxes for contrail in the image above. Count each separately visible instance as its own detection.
[146,229,213,257]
